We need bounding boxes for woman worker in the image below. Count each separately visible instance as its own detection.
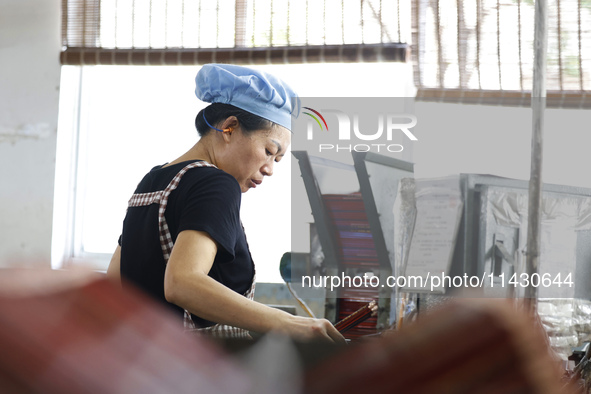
[106,63,344,343]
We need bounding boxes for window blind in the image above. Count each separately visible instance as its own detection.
[60,0,410,65]
[61,0,590,107]
[412,0,591,108]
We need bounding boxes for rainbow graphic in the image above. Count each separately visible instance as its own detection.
[303,107,329,131]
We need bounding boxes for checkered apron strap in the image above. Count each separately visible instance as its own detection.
[156,161,218,261]
[128,190,164,207]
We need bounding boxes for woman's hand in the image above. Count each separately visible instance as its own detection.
[274,315,346,344]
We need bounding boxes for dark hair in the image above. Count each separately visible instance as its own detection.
[195,103,276,137]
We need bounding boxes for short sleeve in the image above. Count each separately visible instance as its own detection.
[175,170,242,262]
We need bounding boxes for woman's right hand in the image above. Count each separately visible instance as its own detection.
[276,315,347,344]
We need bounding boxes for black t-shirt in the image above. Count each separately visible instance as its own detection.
[118,160,255,327]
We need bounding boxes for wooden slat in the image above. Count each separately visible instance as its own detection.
[578,0,583,90]
[476,0,482,89]
[435,0,443,88]
[457,0,463,88]
[557,0,564,90]
[497,0,502,89]
[60,44,409,65]
[518,0,524,90]
[416,87,591,108]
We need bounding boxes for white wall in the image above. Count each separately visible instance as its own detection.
[0,0,61,267]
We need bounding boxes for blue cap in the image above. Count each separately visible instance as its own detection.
[195,64,300,131]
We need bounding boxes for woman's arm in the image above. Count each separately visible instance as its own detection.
[106,245,122,287]
[164,230,345,343]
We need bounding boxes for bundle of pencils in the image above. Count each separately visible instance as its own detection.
[334,300,378,334]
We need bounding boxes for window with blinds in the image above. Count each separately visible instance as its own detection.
[61,0,590,107]
[412,0,591,108]
[61,0,410,65]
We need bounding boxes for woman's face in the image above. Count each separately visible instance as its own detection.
[221,125,291,193]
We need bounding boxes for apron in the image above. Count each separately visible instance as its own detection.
[127,161,255,338]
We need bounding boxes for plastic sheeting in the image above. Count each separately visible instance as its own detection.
[538,298,591,361]
[488,190,591,231]
[476,189,591,359]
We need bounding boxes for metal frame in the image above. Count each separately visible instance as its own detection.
[292,151,342,322]
[293,150,416,327]
[457,174,591,287]
[352,152,414,272]
[352,152,414,328]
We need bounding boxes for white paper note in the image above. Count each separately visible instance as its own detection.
[401,176,463,293]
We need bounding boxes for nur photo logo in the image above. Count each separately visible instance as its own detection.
[300,104,418,154]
